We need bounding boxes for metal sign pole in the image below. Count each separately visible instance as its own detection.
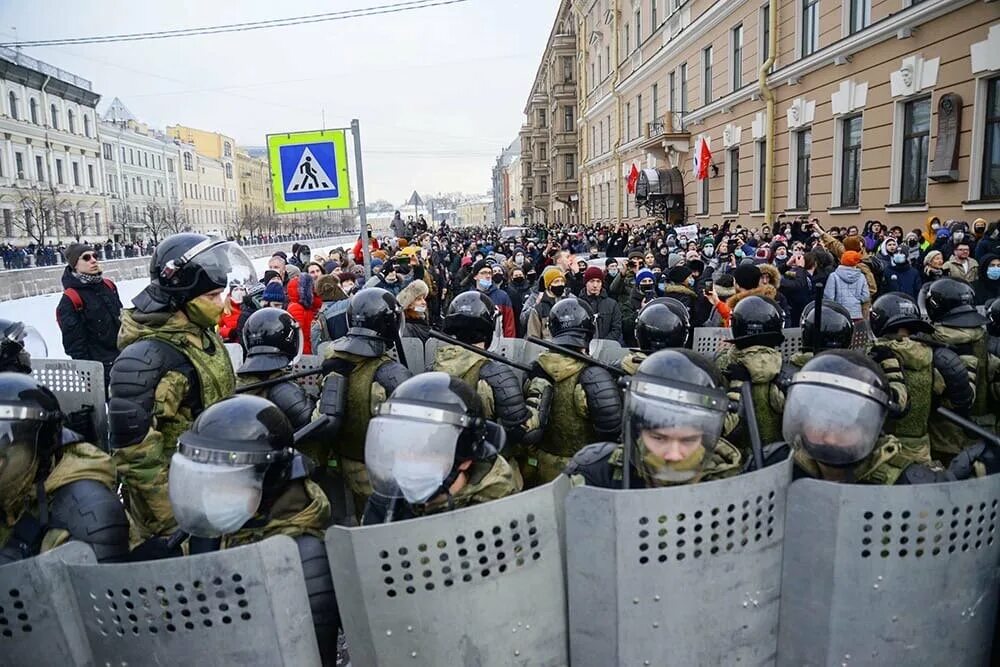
[352,118,372,280]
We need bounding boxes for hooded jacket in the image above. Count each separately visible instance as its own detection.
[882,257,922,300]
[56,267,123,370]
[312,278,350,346]
[975,254,1000,304]
[286,275,322,354]
[218,301,241,343]
[824,265,870,319]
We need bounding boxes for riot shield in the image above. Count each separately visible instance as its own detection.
[327,477,570,666]
[31,358,107,447]
[589,339,627,365]
[777,475,1000,666]
[223,343,245,370]
[566,458,793,666]
[776,327,803,361]
[400,337,426,375]
[424,337,446,371]
[63,535,321,666]
[0,542,95,667]
[291,354,323,399]
[692,327,733,359]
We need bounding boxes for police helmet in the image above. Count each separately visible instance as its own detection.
[0,320,46,374]
[988,298,1000,337]
[0,373,63,506]
[801,300,854,350]
[635,298,690,352]
[869,292,933,337]
[925,278,987,327]
[548,297,596,349]
[444,291,497,347]
[238,309,303,375]
[730,296,784,348]
[334,288,403,357]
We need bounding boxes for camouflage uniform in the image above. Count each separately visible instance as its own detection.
[617,351,646,375]
[715,345,786,456]
[565,439,742,489]
[415,455,522,516]
[790,434,944,485]
[930,326,996,458]
[221,479,331,549]
[112,308,234,543]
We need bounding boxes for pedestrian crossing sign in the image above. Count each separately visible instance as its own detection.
[267,129,352,213]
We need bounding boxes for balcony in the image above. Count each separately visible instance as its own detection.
[640,114,691,161]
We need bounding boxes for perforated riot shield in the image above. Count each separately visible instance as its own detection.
[400,337,426,375]
[223,343,245,370]
[327,477,570,666]
[0,542,94,667]
[589,339,627,365]
[291,353,323,399]
[566,458,793,666]
[777,475,1000,666]
[31,358,107,447]
[776,327,803,360]
[63,536,320,666]
[692,327,733,359]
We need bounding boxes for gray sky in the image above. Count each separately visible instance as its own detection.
[3,0,558,204]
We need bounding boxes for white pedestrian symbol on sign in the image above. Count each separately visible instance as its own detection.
[288,147,334,194]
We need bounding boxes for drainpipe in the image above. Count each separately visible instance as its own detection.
[758,0,778,225]
[612,5,623,224]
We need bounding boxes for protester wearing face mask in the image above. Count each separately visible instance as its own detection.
[526,266,567,340]
[398,279,432,343]
[218,282,245,343]
[472,260,516,338]
[976,255,1000,304]
[880,243,922,300]
[505,266,532,335]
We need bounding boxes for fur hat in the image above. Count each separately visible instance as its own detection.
[397,279,429,310]
[712,274,736,300]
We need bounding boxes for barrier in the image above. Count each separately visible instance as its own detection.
[30,358,107,446]
[692,327,807,362]
[589,339,627,365]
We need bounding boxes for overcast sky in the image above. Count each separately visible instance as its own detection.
[2,0,558,204]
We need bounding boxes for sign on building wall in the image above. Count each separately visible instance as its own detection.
[266,129,351,213]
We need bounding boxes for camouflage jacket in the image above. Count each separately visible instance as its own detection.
[566,439,742,489]
[792,434,935,485]
[525,351,594,458]
[417,455,522,516]
[222,479,331,549]
[715,345,786,454]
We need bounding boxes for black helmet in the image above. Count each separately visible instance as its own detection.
[444,291,496,347]
[0,372,63,505]
[548,297,595,349]
[635,298,690,352]
[730,296,784,348]
[238,309,303,375]
[333,288,403,358]
[925,278,986,327]
[0,319,45,374]
[171,395,300,537]
[988,298,1000,337]
[136,233,256,310]
[801,300,854,350]
[365,372,499,505]
[783,350,890,468]
[625,350,729,487]
[869,292,933,337]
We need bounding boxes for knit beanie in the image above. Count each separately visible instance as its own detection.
[66,243,93,267]
[397,279,429,309]
[635,268,655,285]
[667,253,685,269]
[542,266,565,289]
[841,251,862,267]
[842,236,864,252]
[261,282,286,303]
[734,263,762,290]
[667,265,692,284]
[583,266,604,282]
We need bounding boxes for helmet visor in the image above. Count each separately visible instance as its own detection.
[168,453,264,538]
[365,415,460,504]
[0,420,40,504]
[20,325,47,360]
[187,241,258,298]
[782,384,886,466]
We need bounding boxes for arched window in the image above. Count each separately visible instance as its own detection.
[67,109,76,134]
[50,103,59,129]
[8,91,18,120]
[29,98,38,124]
[83,114,91,137]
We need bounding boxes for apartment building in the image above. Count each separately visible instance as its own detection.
[166,124,239,231]
[492,138,523,225]
[575,0,1000,229]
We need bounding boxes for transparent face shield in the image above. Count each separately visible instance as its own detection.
[168,453,265,538]
[365,409,462,505]
[164,240,258,299]
[0,418,41,506]
[782,375,888,466]
[624,381,727,486]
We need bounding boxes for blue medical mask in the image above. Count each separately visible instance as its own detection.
[892,253,907,266]
[988,266,1000,281]
[477,278,493,290]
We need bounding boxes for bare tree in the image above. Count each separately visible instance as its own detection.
[11,186,59,246]
[163,202,189,237]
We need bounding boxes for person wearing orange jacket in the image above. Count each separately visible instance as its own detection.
[217,283,245,343]
[286,274,322,354]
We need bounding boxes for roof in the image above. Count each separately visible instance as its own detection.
[102,97,136,123]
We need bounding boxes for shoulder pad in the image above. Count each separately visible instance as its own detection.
[932,345,974,412]
[479,361,530,426]
[897,463,956,485]
[267,381,315,429]
[568,441,619,468]
[578,366,624,438]
[374,360,413,395]
[48,479,130,563]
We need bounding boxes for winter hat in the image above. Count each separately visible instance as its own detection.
[667,265,693,284]
[66,243,93,267]
[271,252,287,263]
[583,266,604,282]
[923,250,943,267]
[336,271,356,284]
[842,236,864,252]
[542,266,565,289]
[285,264,301,279]
[687,259,705,276]
[371,258,385,272]
[713,274,736,300]
[460,256,474,268]
[315,274,342,301]
[262,270,281,284]
[935,228,952,239]
[841,251,862,267]
[323,260,338,274]
[734,263,762,290]
[667,253,686,269]
[635,268,655,285]
[261,282,286,303]
[397,279,429,310]
[605,257,619,268]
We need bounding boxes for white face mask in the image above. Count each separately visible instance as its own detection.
[702,247,715,258]
[168,455,263,538]
[413,305,427,314]
[230,291,245,304]
[394,461,447,504]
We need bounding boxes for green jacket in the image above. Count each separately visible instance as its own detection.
[716,345,785,456]
[222,479,330,549]
[526,351,595,458]
[793,434,933,485]
[113,308,235,542]
[930,325,993,455]
[417,455,521,516]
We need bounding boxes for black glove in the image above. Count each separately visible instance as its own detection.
[948,443,1000,480]
[868,345,897,364]
[724,362,752,384]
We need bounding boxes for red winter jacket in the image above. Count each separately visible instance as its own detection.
[286,275,323,354]
[352,237,381,264]
[218,302,242,342]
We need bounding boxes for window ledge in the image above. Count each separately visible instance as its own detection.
[827,207,861,215]
[748,211,765,217]
[721,211,739,216]
[961,200,1000,211]
[784,209,811,215]
[884,203,928,213]
[695,214,711,219]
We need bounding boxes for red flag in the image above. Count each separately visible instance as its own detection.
[626,163,640,194]
[695,137,713,181]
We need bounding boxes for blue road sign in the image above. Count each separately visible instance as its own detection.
[267,129,351,213]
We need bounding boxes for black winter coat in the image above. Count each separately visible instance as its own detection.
[56,268,123,371]
[579,290,624,343]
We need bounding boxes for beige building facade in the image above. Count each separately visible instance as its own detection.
[519,0,581,227]
[177,144,233,236]
[574,0,1000,231]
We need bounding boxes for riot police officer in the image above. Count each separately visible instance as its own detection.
[0,372,129,564]
[988,298,1000,358]
[109,233,255,542]
[167,395,339,664]
[521,297,622,487]
[868,291,973,464]
[767,350,953,484]
[236,309,315,430]
[714,295,789,457]
[925,278,996,459]
[310,288,413,518]
[790,300,854,368]
[363,372,520,524]
[565,349,741,488]
[0,319,46,374]
[432,291,546,455]
[618,297,690,374]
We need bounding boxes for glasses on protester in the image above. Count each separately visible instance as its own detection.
[79,253,97,262]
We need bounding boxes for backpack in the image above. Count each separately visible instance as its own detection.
[63,278,117,312]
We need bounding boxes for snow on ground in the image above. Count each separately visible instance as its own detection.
[0,241,349,359]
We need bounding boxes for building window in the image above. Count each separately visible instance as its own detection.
[3,210,12,238]
[793,129,812,209]
[590,61,596,87]
[849,0,870,34]
[698,178,709,215]
[802,0,819,57]
[755,139,766,212]
[669,71,676,112]
[606,114,611,151]
[625,23,630,55]
[29,98,38,124]
[980,76,1000,201]
[680,63,688,115]
[50,104,59,129]
[900,97,930,204]
[56,159,64,185]
[540,176,548,194]
[103,143,113,160]
[839,114,863,208]
[539,142,547,161]
[538,109,547,128]
[564,106,574,132]
[144,152,149,168]
[637,93,643,138]
[727,146,740,212]
[731,25,744,92]
[7,92,17,120]
[35,155,45,182]
[84,114,91,137]
[183,153,193,171]
[94,212,101,235]
[167,158,175,173]
[605,46,610,77]
[702,46,713,105]
[760,5,771,67]
[225,163,233,179]
[626,102,632,141]
[635,9,642,46]
[68,110,76,134]
[565,155,576,180]
[224,142,232,157]
[562,55,574,82]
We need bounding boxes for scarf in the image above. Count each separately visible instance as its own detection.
[71,271,104,285]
